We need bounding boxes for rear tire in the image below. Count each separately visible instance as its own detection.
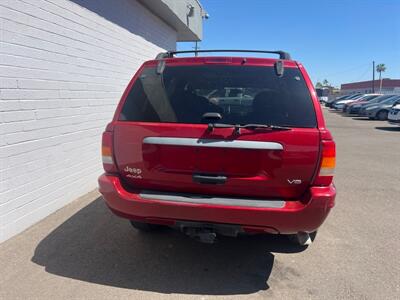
[376,110,388,121]
[129,220,164,232]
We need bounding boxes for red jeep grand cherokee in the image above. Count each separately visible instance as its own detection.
[98,50,336,245]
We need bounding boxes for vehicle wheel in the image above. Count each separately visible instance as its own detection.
[129,220,164,232]
[288,231,317,246]
[376,110,388,121]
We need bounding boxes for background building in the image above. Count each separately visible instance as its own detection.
[0,0,205,242]
[341,79,400,94]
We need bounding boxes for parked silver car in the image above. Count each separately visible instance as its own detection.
[357,94,399,116]
[360,96,400,120]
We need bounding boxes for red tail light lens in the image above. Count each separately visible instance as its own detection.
[313,140,336,186]
[102,131,118,174]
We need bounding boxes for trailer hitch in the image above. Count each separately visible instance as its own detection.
[183,227,217,244]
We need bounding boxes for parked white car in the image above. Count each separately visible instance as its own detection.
[388,101,400,126]
[332,94,381,110]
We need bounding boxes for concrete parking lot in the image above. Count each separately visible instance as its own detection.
[1,108,399,300]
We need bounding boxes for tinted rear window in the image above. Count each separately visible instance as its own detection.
[384,97,400,104]
[363,95,380,101]
[374,95,395,102]
[120,65,317,127]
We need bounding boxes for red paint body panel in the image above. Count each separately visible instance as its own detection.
[113,123,320,198]
[98,174,336,234]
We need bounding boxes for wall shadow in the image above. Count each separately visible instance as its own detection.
[32,197,306,295]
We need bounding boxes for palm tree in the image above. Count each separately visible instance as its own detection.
[376,64,386,92]
[322,79,330,87]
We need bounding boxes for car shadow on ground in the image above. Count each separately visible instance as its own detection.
[332,112,355,117]
[351,117,375,121]
[31,197,306,295]
[375,126,400,132]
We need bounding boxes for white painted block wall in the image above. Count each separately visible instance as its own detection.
[0,0,177,242]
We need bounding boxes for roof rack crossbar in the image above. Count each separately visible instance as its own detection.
[155,50,291,60]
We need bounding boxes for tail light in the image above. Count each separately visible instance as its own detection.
[313,140,336,186]
[102,129,118,174]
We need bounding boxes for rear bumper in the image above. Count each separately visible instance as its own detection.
[388,112,400,124]
[388,119,400,125]
[98,174,336,234]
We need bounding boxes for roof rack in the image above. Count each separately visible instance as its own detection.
[155,50,292,60]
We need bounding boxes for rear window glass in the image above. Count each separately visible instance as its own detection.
[375,95,395,102]
[362,95,379,101]
[384,97,400,104]
[119,65,317,128]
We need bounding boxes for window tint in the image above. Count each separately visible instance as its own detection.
[375,95,394,102]
[120,65,317,127]
[385,97,400,104]
[363,95,380,101]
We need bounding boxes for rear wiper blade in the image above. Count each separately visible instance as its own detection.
[207,123,292,134]
[241,124,292,131]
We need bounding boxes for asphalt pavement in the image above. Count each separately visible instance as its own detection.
[1,108,399,299]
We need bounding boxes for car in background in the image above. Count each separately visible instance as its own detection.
[333,94,379,110]
[316,87,330,103]
[325,93,361,108]
[357,95,399,116]
[345,94,391,115]
[388,100,400,125]
[361,95,400,120]
[340,94,382,112]
[331,94,364,110]
[207,87,253,114]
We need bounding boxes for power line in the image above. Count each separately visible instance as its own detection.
[353,64,372,82]
[322,63,371,79]
[316,63,373,86]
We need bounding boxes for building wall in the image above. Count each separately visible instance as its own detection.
[341,88,400,95]
[160,0,204,40]
[341,79,400,95]
[139,0,205,41]
[0,0,177,242]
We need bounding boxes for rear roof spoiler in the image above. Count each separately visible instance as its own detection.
[155,50,292,60]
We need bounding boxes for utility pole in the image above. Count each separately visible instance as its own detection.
[194,41,199,57]
[372,61,375,93]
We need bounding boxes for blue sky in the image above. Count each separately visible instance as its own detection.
[178,0,400,87]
